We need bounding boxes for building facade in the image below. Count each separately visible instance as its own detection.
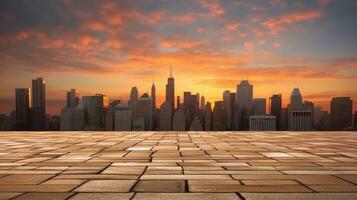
[249,115,276,131]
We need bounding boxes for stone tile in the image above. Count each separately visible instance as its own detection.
[0,184,78,192]
[41,179,85,185]
[132,193,241,200]
[0,193,22,200]
[75,180,137,192]
[241,193,357,200]
[242,180,299,185]
[0,175,54,184]
[189,185,312,192]
[70,193,134,200]
[133,180,185,192]
[308,185,357,192]
[101,167,145,175]
[14,193,74,200]
[140,175,231,180]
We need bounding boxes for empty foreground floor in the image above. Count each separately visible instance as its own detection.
[1,132,357,199]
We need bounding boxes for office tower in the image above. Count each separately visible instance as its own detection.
[289,88,303,110]
[330,97,353,130]
[190,116,203,131]
[132,115,145,131]
[129,87,138,115]
[82,94,109,129]
[201,96,205,111]
[32,78,46,130]
[236,80,253,130]
[204,102,212,131]
[60,105,85,131]
[137,93,152,131]
[159,101,172,131]
[353,111,357,131]
[313,106,323,129]
[280,108,288,130]
[304,101,314,125]
[253,98,266,115]
[166,69,175,111]
[223,90,232,130]
[105,100,121,130]
[249,115,276,131]
[151,83,156,111]
[183,92,191,112]
[48,116,60,131]
[213,101,227,131]
[269,94,282,130]
[15,88,30,130]
[173,108,186,131]
[289,110,312,131]
[177,96,181,109]
[66,89,79,108]
[114,104,132,131]
[183,92,200,126]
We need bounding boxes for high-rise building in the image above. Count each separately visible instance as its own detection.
[83,94,109,129]
[269,94,282,130]
[137,93,152,131]
[173,108,186,131]
[31,78,46,130]
[132,115,145,131]
[60,105,85,131]
[159,101,172,131]
[190,116,203,131]
[15,88,30,130]
[253,98,266,115]
[280,108,288,130]
[177,96,181,109]
[66,89,79,108]
[213,101,226,131]
[249,115,276,131]
[223,90,232,130]
[151,83,156,111]
[204,102,212,131]
[304,101,314,126]
[114,104,132,131]
[353,111,357,131]
[200,96,205,111]
[166,70,175,111]
[129,87,138,115]
[236,80,253,130]
[330,97,353,130]
[289,110,312,131]
[289,88,303,110]
[105,100,121,130]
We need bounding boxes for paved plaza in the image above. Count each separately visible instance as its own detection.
[1,131,357,199]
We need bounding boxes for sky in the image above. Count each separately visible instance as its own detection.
[0,0,357,115]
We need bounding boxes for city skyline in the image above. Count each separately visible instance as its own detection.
[1,0,357,115]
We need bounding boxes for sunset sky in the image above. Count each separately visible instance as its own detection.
[0,0,357,115]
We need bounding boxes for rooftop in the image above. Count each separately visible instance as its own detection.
[0,131,357,199]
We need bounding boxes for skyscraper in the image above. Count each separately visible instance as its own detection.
[151,83,156,111]
[15,88,30,130]
[270,94,282,130]
[213,101,226,131]
[173,108,186,131]
[60,105,85,131]
[105,100,121,130]
[223,90,232,130]
[236,80,253,130]
[200,96,205,111]
[204,102,212,131]
[330,97,353,130]
[83,94,109,129]
[31,78,46,130]
[253,98,266,115]
[190,116,203,131]
[114,104,132,131]
[129,87,138,115]
[159,101,172,131]
[166,69,175,111]
[287,88,312,131]
[66,89,79,108]
[137,93,152,131]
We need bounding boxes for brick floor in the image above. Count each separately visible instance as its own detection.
[0,131,357,199]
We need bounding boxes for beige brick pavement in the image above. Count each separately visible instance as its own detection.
[0,131,357,199]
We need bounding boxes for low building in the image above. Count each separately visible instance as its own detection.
[249,115,276,131]
[289,110,312,131]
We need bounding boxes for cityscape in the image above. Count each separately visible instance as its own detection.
[1,72,355,132]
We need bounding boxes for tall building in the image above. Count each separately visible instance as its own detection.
[82,94,109,129]
[137,93,152,131]
[173,108,186,131]
[166,69,175,111]
[15,88,30,130]
[151,83,156,111]
[280,108,288,130]
[60,105,85,131]
[200,96,205,111]
[330,97,353,130]
[223,90,232,130]
[289,110,312,131]
[129,87,138,115]
[289,88,303,110]
[213,101,226,131]
[31,78,46,130]
[269,94,282,130]
[177,96,181,109]
[253,98,266,115]
[204,102,212,131]
[114,104,132,131]
[132,115,145,131]
[159,101,172,131]
[190,116,203,131]
[105,100,121,130]
[66,89,79,108]
[353,111,357,131]
[249,115,276,131]
[236,80,253,130]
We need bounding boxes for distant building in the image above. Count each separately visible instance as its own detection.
[200,96,205,111]
[166,70,175,111]
[353,111,357,131]
[204,102,212,131]
[249,115,276,131]
[159,101,172,131]
[48,115,60,131]
[66,89,79,108]
[253,98,266,115]
[287,88,312,131]
[105,100,121,130]
[137,93,152,131]
[15,88,30,130]
[213,101,226,131]
[32,78,46,130]
[129,87,138,116]
[151,83,156,111]
[114,104,132,131]
[60,105,85,131]
[280,108,288,130]
[270,94,282,130]
[236,80,253,130]
[83,94,109,129]
[223,90,232,130]
[190,116,203,131]
[132,115,145,131]
[173,108,186,131]
[330,97,353,130]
